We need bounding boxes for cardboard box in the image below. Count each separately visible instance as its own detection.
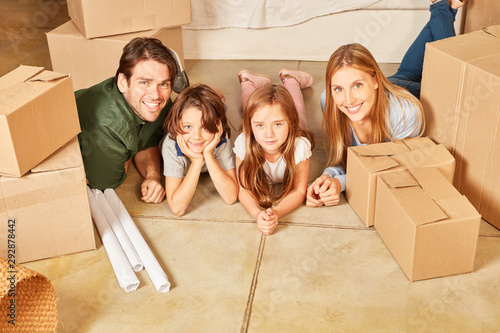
[0,138,96,264]
[0,66,81,177]
[66,0,191,38]
[346,137,455,227]
[374,168,481,282]
[46,21,185,91]
[464,0,500,33]
[420,26,500,230]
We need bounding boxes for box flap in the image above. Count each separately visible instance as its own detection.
[28,70,69,82]
[361,155,400,174]
[350,141,409,157]
[483,25,500,38]
[379,169,419,188]
[0,65,45,91]
[393,144,455,169]
[31,137,83,173]
[410,167,458,201]
[435,195,481,220]
[402,137,435,150]
[380,171,448,226]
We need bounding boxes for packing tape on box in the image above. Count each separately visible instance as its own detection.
[0,179,82,214]
[87,187,139,292]
[104,189,171,293]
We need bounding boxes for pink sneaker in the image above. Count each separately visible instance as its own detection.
[279,68,314,89]
[238,70,272,88]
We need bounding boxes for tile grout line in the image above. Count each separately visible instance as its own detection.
[240,233,266,333]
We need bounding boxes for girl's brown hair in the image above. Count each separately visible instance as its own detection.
[164,84,230,139]
[323,43,425,169]
[238,84,315,208]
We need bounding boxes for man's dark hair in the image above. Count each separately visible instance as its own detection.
[114,37,177,84]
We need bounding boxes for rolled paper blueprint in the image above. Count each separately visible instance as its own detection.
[94,189,144,272]
[104,189,171,293]
[87,187,139,292]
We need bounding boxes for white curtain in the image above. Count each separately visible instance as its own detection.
[186,0,381,29]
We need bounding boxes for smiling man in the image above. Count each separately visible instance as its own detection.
[75,37,187,203]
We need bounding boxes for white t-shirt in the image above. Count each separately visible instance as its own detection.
[232,133,312,184]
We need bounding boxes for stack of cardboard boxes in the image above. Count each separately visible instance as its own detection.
[0,66,96,263]
[46,0,191,91]
[1,1,192,264]
[346,137,482,282]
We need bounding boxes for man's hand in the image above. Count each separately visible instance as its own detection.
[141,177,166,203]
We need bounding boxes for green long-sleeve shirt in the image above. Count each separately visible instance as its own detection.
[75,78,171,190]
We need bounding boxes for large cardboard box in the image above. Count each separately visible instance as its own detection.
[420,26,500,229]
[374,168,481,282]
[0,66,81,177]
[464,0,500,33]
[46,21,185,91]
[66,0,191,38]
[346,137,455,227]
[0,138,96,264]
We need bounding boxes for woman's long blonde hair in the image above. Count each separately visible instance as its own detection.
[239,84,315,208]
[323,43,425,168]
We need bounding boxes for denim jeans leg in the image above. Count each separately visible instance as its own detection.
[389,1,458,87]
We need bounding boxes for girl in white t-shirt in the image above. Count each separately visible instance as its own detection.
[233,69,315,235]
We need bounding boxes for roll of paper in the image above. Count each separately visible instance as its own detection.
[87,187,139,292]
[94,189,144,272]
[104,189,171,293]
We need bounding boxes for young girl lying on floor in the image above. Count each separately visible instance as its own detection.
[160,84,238,216]
[234,69,315,235]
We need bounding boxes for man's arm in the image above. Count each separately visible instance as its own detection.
[133,146,165,203]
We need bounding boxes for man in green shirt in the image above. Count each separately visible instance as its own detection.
[76,37,187,203]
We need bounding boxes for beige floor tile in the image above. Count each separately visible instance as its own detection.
[25,217,262,332]
[247,226,500,332]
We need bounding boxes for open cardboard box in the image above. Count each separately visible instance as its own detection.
[0,138,96,263]
[374,168,481,282]
[0,66,80,177]
[46,21,185,91]
[421,25,500,230]
[346,137,455,227]
[66,0,191,38]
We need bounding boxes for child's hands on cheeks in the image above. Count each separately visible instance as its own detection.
[203,123,223,157]
[176,135,204,161]
[257,208,278,235]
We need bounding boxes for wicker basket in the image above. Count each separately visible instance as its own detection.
[0,258,57,332]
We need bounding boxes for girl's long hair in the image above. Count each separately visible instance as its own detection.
[323,43,425,168]
[239,84,315,208]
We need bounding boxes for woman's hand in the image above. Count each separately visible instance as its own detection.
[306,174,342,207]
